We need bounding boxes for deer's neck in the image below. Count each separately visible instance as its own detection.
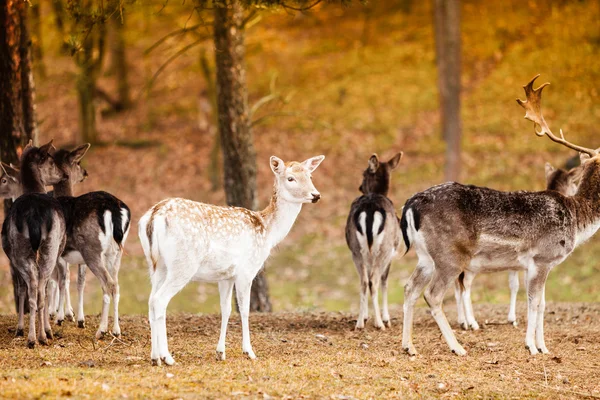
[20,165,46,194]
[260,186,303,248]
[53,180,74,197]
[572,160,600,245]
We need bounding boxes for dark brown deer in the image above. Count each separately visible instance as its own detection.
[401,75,600,356]
[51,145,131,338]
[455,161,584,331]
[1,140,67,348]
[345,153,402,329]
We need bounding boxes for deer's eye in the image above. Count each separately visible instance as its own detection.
[1,179,6,184]
[287,177,295,182]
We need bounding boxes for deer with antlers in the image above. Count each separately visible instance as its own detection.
[454,160,584,331]
[401,75,600,356]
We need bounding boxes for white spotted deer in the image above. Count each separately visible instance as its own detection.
[401,75,600,356]
[139,155,324,366]
[345,152,402,330]
[1,141,67,348]
[455,161,584,331]
[51,145,131,338]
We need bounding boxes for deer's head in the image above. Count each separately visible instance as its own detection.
[20,139,66,186]
[270,155,325,204]
[359,152,402,196]
[53,144,91,185]
[0,162,21,199]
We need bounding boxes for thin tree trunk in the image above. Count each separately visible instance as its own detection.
[30,2,46,79]
[434,0,461,182]
[214,0,271,312]
[77,34,97,144]
[110,11,130,110]
[199,48,221,191]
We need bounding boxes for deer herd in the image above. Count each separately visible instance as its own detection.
[0,76,598,365]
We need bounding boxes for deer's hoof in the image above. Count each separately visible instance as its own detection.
[77,320,85,329]
[151,358,160,367]
[96,331,107,340]
[216,351,226,361]
[161,355,175,366]
[460,322,468,331]
[243,351,257,360]
[45,330,53,340]
[27,340,36,349]
[112,329,121,338]
[67,314,75,322]
[57,319,63,326]
[16,328,24,337]
[451,346,467,356]
[403,346,417,356]
[526,345,539,355]
[383,320,391,328]
[39,338,48,346]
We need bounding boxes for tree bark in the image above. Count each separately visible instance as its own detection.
[29,2,46,79]
[434,0,461,182]
[214,0,271,312]
[1,0,38,211]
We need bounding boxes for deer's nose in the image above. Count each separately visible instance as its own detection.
[311,193,321,203]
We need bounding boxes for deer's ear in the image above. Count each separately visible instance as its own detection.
[387,152,403,170]
[301,155,325,173]
[580,153,591,165]
[71,143,91,163]
[1,162,19,181]
[368,154,379,173]
[270,156,286,175]
[22,139,34,155]
[544,162,556,180]
[568,165,584,184]
[39,139,56,155]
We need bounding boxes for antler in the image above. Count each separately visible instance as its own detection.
[517,75,598,156]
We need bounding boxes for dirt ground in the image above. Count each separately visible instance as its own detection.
[0,303,598,399]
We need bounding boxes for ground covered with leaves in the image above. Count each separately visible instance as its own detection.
[0,303,599,399]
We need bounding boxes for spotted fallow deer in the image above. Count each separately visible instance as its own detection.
[1,141,67,348]
[345,152,402,330]
[139,155,324,366]
[455,161,584,331]
[401,75,600,356]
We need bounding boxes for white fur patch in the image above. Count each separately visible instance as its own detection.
[575,219,600,247]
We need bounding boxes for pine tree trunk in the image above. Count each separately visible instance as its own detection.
[0,0,38,194]
[434,0,461,182]
[29,2,46,79]
[214,0,271,312]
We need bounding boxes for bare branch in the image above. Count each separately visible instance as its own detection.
[145,23,206,55]
[281,0,323,11]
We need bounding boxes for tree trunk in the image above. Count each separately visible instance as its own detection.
[214,0,271,312]
[0,0,38,192]
[434,0,461,182]
[110,11,130,110]
[77,34,98,144]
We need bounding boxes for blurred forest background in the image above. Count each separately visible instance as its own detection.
[0,0,599,317]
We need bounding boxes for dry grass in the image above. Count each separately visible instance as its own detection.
[0,304,599,399]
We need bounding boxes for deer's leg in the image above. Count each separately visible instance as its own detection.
[64,262,74,322]
[150,266,193,366]
[16,281,26,337]
[47,268,58,320]
[108,250,123,337]
[461,271,479,330]
[37,276,50,345]
[353,254,368,329]
[535,284,549,354]
[381,262,391,328]
[508,271,519,326]
[369,268,384,330]
[26,272,38,348]
[235,277,256,359]
[216,279,235,361]
[454,278,467,330]
[525,264,550,355]
[55,259,67,325]
[81,251,115,339]
[402,259,434,356]
[77,264,86,328]
[148,262,167,365]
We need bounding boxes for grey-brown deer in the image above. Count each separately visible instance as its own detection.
[454,161,584,331]
[345,153,402,329]
[1,141,67,348]
[401,75,600,356]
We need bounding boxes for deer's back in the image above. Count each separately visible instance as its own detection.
[346,194,400,255]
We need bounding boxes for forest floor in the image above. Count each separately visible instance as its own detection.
[0,304,599,399]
